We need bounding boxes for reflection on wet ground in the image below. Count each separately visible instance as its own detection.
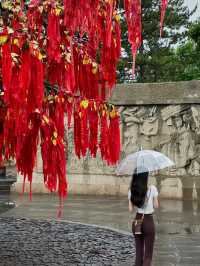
[1,194,200,265]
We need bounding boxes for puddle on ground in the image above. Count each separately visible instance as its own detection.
[0,201,15,215]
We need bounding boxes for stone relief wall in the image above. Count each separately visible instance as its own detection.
[121,105,200,176]
[120,104,200,201]
[68,104,200,176]
[66,103,200,200]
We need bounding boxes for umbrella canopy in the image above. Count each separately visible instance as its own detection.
[116,150,174,175]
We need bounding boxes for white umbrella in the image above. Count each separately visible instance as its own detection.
[116,150,175,175]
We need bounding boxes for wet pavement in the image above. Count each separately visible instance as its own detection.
[0,217,134,266]
[1,193,200,265]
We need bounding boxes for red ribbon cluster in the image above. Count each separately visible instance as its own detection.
[73,99,120,165]
[0,91,120,202]
[124,0,142,77]
[0,0,121,99]
[0,0,122,203]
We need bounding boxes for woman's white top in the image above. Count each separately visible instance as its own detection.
[128,185,158,214]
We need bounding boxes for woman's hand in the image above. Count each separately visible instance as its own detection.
[129,200,134,212]
[153,196,159,209]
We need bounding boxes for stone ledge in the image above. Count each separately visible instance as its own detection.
[109,80,200,105]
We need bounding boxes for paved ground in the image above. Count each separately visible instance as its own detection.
[1,193,200,265]
[0,217,134,266]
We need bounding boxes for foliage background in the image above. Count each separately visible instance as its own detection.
[117,0,200,83]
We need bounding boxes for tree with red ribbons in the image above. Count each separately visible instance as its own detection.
[0,0,168,209]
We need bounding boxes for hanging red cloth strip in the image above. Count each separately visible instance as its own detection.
[160,0,168,36]
[124,0,142,77]
[27,54,44,113]
[3,110,16,161]
[17,111,41,200]
[40,115,67,198]
[47,8,61,64]
[99,104,110,162]
[73,100,82,159]
[108,106,121,165]
[1,38,12,105]
[65,96,73,129]
[80,99,89,157]
[88,100,98,158]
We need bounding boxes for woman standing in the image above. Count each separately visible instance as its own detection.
[128,170,159,266]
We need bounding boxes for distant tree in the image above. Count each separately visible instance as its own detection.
[189,20,200,50]
[117,0,197,83]
[170,41,200,81]
[172,20,200,81]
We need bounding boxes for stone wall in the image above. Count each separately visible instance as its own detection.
[11,80,200,200]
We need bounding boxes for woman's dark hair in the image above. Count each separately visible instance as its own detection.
[130,169,149,208]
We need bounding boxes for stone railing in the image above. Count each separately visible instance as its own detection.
[11,80,200,200]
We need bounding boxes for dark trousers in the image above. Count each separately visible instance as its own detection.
[133,213,155,266]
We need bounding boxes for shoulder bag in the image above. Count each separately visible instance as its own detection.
[132,214,144,235]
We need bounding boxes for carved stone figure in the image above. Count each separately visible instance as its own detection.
[122,107,143,156]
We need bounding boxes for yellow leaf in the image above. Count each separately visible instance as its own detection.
[110,107,118,119]
[80,100,89,109]
[52,139,57,146]
[55,7,62,16]
[0,35,8,45]
[83,55,91,65]
[53,131,58,139]
[38,52,43,61]
[92,62,98,74]
[13,38,19,46]
[43,115,49,124]
[115,14,120,22]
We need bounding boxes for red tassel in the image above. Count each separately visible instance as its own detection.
[73,101,82,159]
[105,0,115,48]
[17,111,41,196]
[47,9,61,64]
[160,0,168,37]
[2,40,12,105]
[55,95,65,139]
[3,110,16,160]
[124,0,142,78]
[19,48,31,104]
[99,104,110,162]
[101,81,106,101]
[40,115,67,207]
[80,99,89,157]
[27,55,44,113]
[114,14,121,60]
[108,106,121,165]
[88,100,98,158]
[65,96,73,129]
[15,109,29,168]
